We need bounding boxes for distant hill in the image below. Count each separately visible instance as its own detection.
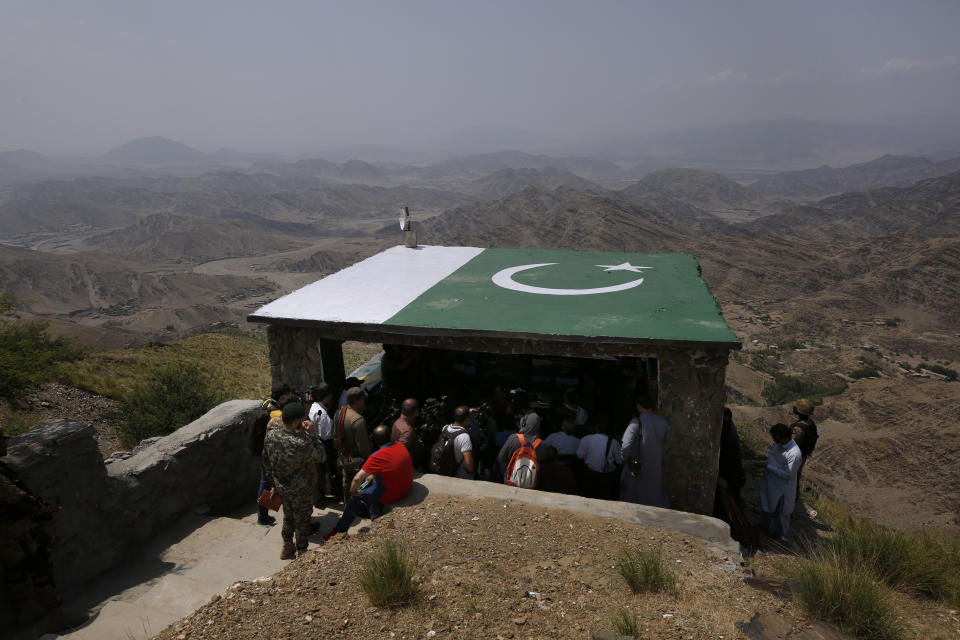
[639,118,920,167]
[271,249,358,274]
[255,157,387,182]
[751,154,960,198]
[0,149,50,168]
[0,174,471,238]
[621,168,765,212]
[743,170,960,242]
[421,150,622,179]
[84,213,310,264]
[0,149,57,183]
[103,137,207,166]
[467,167,598,200]
[417,185,687,252]
[0,180,158,236]
[0,157,38,183]
[0,243,276,327]
[209,148,283,164]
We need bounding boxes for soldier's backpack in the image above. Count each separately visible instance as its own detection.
[791,418,819,458]
[246,398,280,456]
[429,425,461,476]
[505,433,541,489]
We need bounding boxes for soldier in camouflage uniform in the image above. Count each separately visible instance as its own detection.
[1,428,87,632]
[262,403,326,559]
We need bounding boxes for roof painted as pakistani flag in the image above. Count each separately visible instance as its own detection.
[249,245,740,348]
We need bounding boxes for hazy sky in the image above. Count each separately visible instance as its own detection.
[2,0,959,154]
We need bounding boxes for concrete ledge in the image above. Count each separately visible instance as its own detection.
[407,474,741,560]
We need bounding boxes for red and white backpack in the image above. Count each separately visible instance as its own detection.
[506,433,541,489]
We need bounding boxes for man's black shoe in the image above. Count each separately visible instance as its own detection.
[258,515,276,526]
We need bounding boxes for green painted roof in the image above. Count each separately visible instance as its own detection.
[249,245,740,348]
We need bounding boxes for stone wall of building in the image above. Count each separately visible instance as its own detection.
[267,325,322,391]
[1,400,260,621]
[657,346,729,514]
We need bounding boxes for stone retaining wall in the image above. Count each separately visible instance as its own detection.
[1,400,260,621]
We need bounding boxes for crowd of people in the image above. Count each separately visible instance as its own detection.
[249,377,688,559]
[250,370,822,557]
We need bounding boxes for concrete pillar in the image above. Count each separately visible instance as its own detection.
[656,347,729,514]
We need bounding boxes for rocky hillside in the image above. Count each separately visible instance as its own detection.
[419,185,688,252]
[752,154,960,198]
[744,170,960,241]
[621,167,765,212]
[0,176,471,240]
[418,149,623,179]
[0,243,276,334]
[466,167,598,200]
[84,213,311,264]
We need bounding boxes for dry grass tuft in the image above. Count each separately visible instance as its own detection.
[615,545,680,596]
[358,539,419,608]
[609,606,641,638]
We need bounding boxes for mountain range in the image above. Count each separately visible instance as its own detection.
[751,154,960,198]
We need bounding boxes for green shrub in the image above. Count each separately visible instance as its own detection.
[0,321,85,401]
[113,361,220,448]
[609,607,641,638]
[615,545,679,595]
[850,360,882,379]
[762,373,846,407]
[777,337,804,350]
[358,539,419,608]
[917,363,958,380]
[791,550,906,640]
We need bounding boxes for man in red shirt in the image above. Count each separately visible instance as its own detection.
[323,424,413,540]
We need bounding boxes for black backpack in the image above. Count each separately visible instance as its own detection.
[429,425,460,476]
[246,399,279,456]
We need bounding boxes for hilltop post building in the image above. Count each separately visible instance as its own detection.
[248,245,740,514]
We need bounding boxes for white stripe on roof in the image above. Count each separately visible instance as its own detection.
[252,245,483,325]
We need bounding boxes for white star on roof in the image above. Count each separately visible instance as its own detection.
[596,262,652,273]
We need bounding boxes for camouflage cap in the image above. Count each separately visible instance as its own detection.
[794,398,815,416]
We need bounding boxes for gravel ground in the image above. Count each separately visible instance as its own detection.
[153,495,804,640]
[21,382,121,457]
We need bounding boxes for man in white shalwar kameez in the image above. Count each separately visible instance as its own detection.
[757,422,802,540]
[620,394,670,508]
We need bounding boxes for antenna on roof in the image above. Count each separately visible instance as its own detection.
[399,205,418,248]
